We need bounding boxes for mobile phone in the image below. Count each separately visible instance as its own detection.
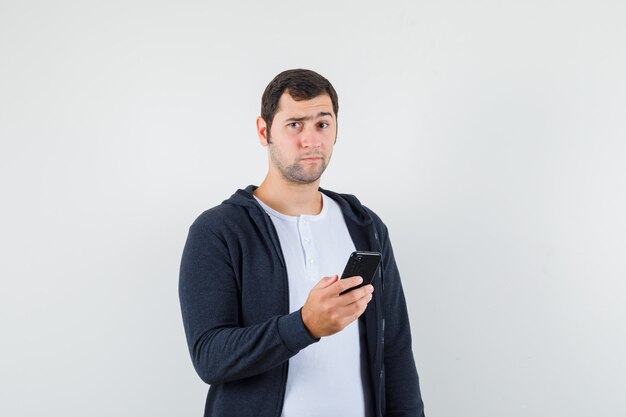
[339,251,382,295]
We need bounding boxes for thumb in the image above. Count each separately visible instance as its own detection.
[317,274,339,289]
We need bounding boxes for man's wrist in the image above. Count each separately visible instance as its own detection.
[300,307,319,339]
[277,309,320,353]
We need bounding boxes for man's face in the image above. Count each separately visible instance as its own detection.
[262,92,337,184]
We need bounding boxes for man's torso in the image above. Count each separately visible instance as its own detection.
[255,193,372,417]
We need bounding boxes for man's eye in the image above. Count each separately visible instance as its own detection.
[288,122,301,128]
[319,122,329,128]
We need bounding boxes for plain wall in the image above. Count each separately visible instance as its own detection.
[1,1,625,416]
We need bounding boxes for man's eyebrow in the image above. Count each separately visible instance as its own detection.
[284,112,334,122]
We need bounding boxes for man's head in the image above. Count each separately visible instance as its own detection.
[260,69,339,143]
[257,69,339,185]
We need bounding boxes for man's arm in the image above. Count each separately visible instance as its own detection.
[178,223,318,385]
[378,223,426,416]
[178,222,372,385]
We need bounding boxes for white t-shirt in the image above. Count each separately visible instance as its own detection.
[255,193,371,417]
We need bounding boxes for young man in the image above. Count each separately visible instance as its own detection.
[179,69,425,417]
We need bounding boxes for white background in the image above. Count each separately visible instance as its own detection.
[1,1,625,416]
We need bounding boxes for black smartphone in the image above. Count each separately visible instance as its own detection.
[339,251,382,295]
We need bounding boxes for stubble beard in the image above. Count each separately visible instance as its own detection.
[269,145,329,184]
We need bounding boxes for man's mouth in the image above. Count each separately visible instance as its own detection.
[300,154,323,161]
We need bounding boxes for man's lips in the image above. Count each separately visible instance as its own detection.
[300,155,323,161]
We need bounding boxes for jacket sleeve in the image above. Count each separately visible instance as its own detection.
[379,223,426,416]
[178,221,319,385]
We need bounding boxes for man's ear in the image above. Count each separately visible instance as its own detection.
[256,116,269,146]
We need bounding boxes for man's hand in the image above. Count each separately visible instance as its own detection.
[301,275,374,339]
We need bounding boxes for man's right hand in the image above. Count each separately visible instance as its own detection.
[301,275,374,339]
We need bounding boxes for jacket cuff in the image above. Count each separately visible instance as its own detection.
[277,309,320,353]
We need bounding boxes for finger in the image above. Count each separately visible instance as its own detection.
[354,291,374,311]
[359,293,374,314]
[342,285,374,306]
[332,275,363,296]
[317,274,339,289]
[338,294,372,323]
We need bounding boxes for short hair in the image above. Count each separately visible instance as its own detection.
[261,69,339,139]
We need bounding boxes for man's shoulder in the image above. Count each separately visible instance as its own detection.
[188,186,257,226]
[189,200,248,232]
[322,187,388,229]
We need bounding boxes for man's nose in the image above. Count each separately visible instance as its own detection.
[300,126,321,148]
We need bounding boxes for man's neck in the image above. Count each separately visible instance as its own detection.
[254,173,323,217]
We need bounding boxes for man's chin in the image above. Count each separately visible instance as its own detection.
[286,174,322,185]
[282,163,327,184]
[287,171,325,185]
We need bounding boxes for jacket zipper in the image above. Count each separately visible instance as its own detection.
[374,230,385,417]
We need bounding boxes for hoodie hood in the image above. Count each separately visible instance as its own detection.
[223,185,374,226]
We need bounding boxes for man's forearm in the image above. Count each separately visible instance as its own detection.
[183,309,316,385]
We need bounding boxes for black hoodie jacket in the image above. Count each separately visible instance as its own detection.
[179,185,425,416]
